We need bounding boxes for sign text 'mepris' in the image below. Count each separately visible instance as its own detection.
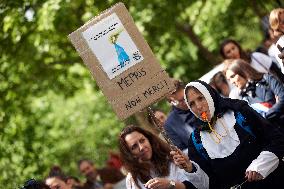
[116,68,146,90]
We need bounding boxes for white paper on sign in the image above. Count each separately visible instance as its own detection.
[82,13,144,79]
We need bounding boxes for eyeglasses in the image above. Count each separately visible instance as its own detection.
[170,98,185,106]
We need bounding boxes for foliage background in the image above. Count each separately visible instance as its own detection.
[0,0,282,188]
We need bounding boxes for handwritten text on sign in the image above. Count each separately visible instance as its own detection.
[114,68,170,110]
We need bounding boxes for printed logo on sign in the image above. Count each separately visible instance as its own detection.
[82,13,144,79]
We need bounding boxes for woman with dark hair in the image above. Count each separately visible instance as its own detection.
[119,125,208,189]
[224,59,284,127]
[184,80,284,189]
[220,39,250,61]
[220,39,284,84]
[209,71,230,97]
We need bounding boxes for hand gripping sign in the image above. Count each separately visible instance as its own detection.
[68,3,175,120]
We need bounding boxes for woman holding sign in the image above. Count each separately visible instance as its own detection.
[184,80,284,189]
[119,125,208,189]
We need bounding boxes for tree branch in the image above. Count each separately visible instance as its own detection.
[176,22,221,64]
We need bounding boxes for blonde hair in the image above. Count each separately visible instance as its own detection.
[269,8,284,30]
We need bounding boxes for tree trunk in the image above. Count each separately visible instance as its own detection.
[248,0,266,20]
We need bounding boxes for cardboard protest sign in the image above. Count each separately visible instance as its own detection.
[68,2,175,120]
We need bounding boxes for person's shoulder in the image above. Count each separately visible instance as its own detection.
[233,100,255,115]
[164,108,179,126]
[263,73,278,83]
[164,116,174,129]
[224,98,249,113]
[167,107,176,116]
[252,51,270,59]
[263,73,284,91]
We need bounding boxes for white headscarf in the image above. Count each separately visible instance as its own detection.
[184,81,215,120]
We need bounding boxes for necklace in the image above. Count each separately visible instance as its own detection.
[208,118,229,144]
[201,112,230,144]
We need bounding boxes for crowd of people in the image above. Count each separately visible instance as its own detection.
[21,8,284,189]
[21,153,126,189]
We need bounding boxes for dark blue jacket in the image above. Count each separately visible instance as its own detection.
[164,106,195,150]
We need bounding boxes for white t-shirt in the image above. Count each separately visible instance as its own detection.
[125,162,209,189]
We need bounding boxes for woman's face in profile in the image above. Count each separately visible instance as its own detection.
[125,131,153,163]
[223,42,240,59]
[186,88,211,121]
[226,69,247,89]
